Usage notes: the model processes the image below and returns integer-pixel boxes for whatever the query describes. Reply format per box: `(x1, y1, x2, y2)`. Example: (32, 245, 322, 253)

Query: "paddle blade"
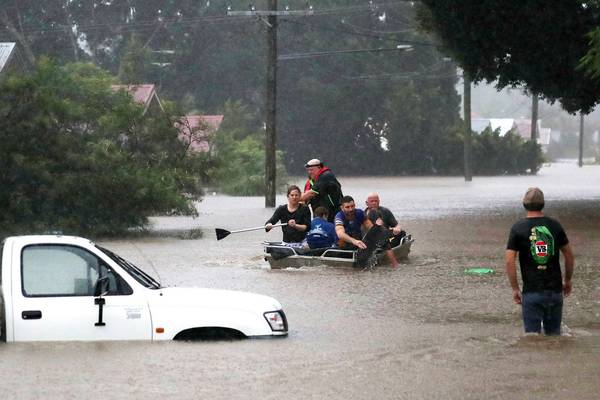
(215, 228, 231, 241)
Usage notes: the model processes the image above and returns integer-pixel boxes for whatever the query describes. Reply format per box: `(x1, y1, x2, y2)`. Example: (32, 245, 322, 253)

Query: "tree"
(211, 100, 288, 195)
(117, 34, 154, 84)
(418, 1, 600, 113)
(0, 1, 495, 176)
(0, 59, 202, 236)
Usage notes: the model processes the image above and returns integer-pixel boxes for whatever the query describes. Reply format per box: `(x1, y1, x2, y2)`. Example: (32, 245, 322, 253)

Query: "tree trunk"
(0, 11, 36, 66)
(63, 3, 79, 62)
(531, 94, 538, 141)
(463, 71, 472, 181)
(579, 113, 584, 168)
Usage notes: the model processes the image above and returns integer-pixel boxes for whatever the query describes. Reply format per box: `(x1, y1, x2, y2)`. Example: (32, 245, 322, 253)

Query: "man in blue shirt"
(334, 195, 373, 250)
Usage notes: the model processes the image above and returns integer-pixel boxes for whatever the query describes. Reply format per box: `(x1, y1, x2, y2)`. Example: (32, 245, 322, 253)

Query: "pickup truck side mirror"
(93, 276, 110, 327)
(93, 276, 109, 297)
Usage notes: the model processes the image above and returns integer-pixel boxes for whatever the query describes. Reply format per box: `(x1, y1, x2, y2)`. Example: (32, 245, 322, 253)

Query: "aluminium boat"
(263, 234, 414, 269)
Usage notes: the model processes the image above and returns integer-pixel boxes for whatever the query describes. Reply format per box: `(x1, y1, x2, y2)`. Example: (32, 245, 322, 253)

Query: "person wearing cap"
(505, 187, 575, 335)
(300, 158, 343, 222)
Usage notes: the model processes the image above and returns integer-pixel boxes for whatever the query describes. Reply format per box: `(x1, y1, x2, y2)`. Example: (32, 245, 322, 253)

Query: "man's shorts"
(521, 291, 563, 335)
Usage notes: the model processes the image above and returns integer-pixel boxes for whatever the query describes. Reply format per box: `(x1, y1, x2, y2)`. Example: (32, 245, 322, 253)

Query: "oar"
(215, 223, 287, 241)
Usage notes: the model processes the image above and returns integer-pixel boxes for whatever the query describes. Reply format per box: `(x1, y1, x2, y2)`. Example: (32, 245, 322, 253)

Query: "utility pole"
(579, 112, 584, 168)
(264, 0, 278, 207)
(531, 93, 538, 141)
(463, 71, 472, 182)
(227, 4, 313, 207)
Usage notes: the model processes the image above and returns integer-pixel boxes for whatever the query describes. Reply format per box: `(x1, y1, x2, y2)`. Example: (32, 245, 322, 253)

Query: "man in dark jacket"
(300, 158, 343, 222)
(505, 187, 575, 335)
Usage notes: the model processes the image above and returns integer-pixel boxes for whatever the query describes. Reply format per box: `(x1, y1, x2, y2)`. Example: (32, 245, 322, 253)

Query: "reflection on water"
(2, 163, 600, 399)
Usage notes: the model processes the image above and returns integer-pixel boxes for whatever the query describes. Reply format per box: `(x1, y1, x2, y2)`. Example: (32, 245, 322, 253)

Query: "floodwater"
(1, 163, 600, 399)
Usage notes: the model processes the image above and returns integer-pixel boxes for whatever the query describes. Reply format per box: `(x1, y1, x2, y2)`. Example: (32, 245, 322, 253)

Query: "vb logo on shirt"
(535, 241, 548, 257)
(529, 226, 554, 266)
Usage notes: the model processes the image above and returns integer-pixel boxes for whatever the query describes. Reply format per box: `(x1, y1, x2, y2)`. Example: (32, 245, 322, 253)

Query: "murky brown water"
(1, 163, 600, 399)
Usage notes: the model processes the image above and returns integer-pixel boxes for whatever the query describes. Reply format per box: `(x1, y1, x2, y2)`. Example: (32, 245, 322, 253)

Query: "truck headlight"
(264, 310, 288, 332)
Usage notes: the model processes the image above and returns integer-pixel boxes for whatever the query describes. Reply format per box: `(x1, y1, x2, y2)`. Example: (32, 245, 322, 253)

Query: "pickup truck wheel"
(173, 327, 246, 341)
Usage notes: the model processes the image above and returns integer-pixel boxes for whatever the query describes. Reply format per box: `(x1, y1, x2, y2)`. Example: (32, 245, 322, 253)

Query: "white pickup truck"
(0, 235, 288, 342)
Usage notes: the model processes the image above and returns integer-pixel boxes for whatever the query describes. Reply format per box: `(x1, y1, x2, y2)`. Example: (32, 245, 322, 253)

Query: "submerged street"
(1, 163, 599, 399)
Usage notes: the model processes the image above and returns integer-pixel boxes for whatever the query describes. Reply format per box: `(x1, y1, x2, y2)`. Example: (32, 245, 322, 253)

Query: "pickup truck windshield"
(97, 246, 161, 289)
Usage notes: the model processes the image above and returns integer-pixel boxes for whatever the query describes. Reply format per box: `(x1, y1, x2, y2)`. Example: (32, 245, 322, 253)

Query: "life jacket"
(304, 167, 331, 193)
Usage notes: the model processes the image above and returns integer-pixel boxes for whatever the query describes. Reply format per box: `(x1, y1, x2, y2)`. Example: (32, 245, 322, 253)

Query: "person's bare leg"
(386, 249, 399, 268)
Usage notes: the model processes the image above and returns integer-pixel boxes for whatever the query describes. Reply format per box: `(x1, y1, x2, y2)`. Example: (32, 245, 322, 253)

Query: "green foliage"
(210, 101, 288, 195)
(0, 59, 202, 236)
(471, 128, 544, 175)
(118, 34, 154, 84)
(580, 27, 600, 79)
(3, 1, 549, 177)
(418, 1, 600, 113)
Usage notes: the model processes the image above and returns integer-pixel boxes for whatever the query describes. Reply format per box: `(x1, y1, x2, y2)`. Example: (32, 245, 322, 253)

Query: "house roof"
(489, 118, 515, 136)
(471, 118, 491, 134)
(471, 118, 515, 136)
(513, 118, 543, 139)
(111, 84, 164, 113)
(0, 42, 16, 73)
(181, 115, 224, 131)
(177, 115, 224, 152)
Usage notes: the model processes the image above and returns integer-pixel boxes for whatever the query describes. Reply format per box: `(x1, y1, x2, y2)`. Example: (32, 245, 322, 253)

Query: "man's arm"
(560, 243, 575, 297)
(300, 190, 316, 203)
(505, 249, 522, 304)
(335, 225, 366, 249)
(382, 207, 402, 235)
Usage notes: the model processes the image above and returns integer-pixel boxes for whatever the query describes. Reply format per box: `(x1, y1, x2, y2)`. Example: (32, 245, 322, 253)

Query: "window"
(21, 245, 132, 297)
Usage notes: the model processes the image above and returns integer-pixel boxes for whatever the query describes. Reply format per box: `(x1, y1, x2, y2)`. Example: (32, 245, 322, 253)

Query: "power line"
(4, 1, 416, 36)
(278, 45, 412, 60)
(280, 19, 437, 47)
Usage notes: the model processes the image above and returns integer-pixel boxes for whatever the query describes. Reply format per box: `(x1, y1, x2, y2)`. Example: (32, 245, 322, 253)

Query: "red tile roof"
(177, 115, 224, 152)
(111, 84, 163, 113)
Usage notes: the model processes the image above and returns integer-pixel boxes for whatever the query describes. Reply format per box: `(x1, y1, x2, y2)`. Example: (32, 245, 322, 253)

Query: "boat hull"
(264, 234, 414, 269)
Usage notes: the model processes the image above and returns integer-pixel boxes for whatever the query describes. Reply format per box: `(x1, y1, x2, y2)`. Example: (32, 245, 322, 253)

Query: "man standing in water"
(505, 187, 575, 335)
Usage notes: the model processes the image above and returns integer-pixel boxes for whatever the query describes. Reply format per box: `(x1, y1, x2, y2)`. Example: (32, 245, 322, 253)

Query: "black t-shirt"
(309, 170, 342, 221)
(506, 216, 569, 293)
(366, 206, 398, 228)
(266, 204, 311, 243)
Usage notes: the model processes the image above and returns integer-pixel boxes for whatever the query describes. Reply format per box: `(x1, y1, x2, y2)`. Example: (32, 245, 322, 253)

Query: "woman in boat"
(265, 185, 311, 244)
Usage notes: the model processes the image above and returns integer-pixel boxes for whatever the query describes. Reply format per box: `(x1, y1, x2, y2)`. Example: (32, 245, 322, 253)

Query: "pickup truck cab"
(0, 235, 287, 342)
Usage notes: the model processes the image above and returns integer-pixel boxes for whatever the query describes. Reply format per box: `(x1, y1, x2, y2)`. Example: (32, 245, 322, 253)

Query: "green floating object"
(464, 268, 495, 275)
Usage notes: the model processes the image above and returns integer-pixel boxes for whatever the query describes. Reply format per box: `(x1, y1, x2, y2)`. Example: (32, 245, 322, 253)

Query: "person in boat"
(300, 158, 343, 222)
(265, 185, 311, 244)
(334, 195, 372, 250)
(365, 192, 406, 247)
(335, 195, 400, 267)
(305, 206, 338, 249)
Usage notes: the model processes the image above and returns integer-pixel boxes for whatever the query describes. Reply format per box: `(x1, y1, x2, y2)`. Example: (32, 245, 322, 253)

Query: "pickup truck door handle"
(22, 310, 42, 320)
